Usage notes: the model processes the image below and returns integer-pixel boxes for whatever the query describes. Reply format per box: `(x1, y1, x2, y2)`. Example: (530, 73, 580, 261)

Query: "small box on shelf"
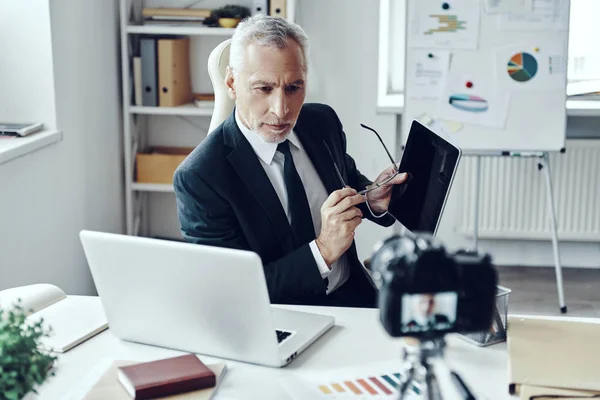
(136, 146, 194, 184)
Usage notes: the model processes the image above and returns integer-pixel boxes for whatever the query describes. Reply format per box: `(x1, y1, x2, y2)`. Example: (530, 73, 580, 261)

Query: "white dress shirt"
(235, 111, 349, 294)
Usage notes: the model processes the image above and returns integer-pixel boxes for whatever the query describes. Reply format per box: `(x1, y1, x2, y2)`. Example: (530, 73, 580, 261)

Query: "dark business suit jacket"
(173, 103, 395, 305)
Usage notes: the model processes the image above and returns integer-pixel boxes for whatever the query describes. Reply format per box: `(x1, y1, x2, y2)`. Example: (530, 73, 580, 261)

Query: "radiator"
(456, 139, 600, 241)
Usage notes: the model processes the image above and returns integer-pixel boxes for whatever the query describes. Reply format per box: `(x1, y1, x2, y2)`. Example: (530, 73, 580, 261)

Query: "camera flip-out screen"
(400, 292, 458, 334)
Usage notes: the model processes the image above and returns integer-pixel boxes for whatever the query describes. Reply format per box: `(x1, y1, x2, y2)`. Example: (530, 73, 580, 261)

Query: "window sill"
(0, 130, 63, 165)
(377, 97, 600, 117)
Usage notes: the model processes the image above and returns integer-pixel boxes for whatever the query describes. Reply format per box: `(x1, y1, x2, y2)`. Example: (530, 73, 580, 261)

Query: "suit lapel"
(223, 113, 295, 250)
(294, 118, 343, 196)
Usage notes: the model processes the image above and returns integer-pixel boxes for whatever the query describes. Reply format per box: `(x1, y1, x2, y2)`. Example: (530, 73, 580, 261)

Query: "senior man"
(174, 15, 407, 307)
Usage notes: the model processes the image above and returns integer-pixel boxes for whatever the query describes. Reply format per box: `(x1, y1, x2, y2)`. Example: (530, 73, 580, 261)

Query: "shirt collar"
(235, 109, 301, 165)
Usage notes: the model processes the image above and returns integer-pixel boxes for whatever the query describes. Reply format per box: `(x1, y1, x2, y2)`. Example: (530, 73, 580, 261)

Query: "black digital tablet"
(388, 120, 462, 235)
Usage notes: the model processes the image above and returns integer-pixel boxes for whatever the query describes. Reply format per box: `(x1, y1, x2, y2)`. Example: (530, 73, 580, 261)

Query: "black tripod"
(397, 338, 476, 400)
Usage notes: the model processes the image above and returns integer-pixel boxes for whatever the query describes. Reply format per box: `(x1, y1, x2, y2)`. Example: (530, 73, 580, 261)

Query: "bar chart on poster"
(403, 0, 571, 153)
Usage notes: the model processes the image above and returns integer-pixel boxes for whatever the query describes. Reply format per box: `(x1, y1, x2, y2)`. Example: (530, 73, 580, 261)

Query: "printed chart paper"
(494, 41, 567, 91)
(406, 50, 451, 100)
(499, 0, 570, 31)
(408, 0, 481, 49)
(281, 361, 421, 399)
(417, 113, 464, 148)
(436, 71, 510, 128)
(484, 0, 532, 14)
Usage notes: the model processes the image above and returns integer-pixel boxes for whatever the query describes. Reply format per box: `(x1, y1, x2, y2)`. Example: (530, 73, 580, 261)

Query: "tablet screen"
(387, 121, 461, 234)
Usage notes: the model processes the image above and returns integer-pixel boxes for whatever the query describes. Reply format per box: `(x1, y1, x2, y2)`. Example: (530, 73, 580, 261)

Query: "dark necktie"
(277, 140, 316, 247)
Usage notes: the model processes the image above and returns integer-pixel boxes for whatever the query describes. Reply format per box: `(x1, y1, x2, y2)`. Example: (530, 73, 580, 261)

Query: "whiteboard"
(403, 0, 570, 153)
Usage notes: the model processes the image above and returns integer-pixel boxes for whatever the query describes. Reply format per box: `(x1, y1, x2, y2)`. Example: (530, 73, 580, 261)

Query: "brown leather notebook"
(117, 354, 216, 399)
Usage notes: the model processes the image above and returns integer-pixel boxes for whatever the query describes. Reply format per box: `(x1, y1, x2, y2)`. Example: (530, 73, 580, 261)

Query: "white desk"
(36, 302, 511, 399)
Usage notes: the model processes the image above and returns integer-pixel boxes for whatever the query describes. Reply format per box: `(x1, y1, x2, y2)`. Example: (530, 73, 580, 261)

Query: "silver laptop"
(79, 230, 334, 367)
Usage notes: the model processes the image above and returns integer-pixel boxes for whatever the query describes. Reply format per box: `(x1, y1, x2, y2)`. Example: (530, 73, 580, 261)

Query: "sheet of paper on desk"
(281, 360, 421, 399)
(28, 296, 108, 353)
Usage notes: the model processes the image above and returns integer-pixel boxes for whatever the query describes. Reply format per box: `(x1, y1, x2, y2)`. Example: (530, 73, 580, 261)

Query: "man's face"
(415, 294, 435, 317)
(226, 38, 307, 143)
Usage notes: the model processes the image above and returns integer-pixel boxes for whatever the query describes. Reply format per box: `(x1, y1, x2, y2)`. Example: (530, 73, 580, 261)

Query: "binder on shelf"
(133, 57, 142, 106)
(140, 38, 158, 107)
(252, 0, 269, 15)
(158, 37, 193, 107)
(269, 0, 286, 18)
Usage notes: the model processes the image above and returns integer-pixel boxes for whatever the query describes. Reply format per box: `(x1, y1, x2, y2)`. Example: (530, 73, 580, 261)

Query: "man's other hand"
(316, 188, 365, 267)
(366, 166, 408, 214)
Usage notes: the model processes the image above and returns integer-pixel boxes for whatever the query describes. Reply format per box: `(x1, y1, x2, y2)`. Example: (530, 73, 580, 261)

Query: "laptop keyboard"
(276, 330, 292, 343)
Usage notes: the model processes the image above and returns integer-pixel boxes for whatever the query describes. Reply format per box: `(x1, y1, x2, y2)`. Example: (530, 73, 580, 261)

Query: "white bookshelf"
(119, 0, 240, 237)
(120, 0, 296, 238)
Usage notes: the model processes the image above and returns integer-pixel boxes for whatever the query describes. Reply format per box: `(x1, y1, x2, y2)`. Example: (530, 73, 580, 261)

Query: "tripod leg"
(541, 152, 567, 313)
(473, 155, 481, 253)
(398, 367, 416, 400)
(425, 365, 443, 400)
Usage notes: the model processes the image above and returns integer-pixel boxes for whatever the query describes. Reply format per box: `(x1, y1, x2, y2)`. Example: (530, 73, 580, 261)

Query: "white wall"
(0, 0, 124, 294)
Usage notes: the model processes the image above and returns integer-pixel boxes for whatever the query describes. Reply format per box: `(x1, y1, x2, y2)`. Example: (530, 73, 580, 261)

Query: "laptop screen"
(387, 120, 461, 235)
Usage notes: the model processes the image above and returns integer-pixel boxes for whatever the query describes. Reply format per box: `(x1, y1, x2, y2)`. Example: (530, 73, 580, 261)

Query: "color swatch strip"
(317, 372, 404, 396)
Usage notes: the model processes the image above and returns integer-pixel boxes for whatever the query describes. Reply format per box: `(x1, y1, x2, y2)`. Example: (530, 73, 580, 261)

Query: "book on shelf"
(194, 93, 215, 109)
(145, 15, 206, 21)
(142, 19, 208, 27)
(133, 56, 142, 106)
(0, 284, 108, 353)
(142, 7, 212, 19)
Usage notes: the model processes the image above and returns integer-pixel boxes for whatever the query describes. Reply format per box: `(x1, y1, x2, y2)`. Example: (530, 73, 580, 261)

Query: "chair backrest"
(207, 39, 235, 134)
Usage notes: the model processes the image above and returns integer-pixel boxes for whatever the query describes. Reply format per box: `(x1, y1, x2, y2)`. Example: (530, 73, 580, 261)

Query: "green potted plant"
(211, 4, 251, 28)
(0, 300, 57, 400)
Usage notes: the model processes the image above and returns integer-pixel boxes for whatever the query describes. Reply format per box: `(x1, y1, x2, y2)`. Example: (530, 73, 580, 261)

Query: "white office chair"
(207, 39, 235, 134)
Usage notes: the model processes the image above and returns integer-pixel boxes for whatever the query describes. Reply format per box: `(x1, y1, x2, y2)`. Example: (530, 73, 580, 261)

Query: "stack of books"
(567, 79, 600, 100)
(142, 8, 212, 26)
(508, 315, 600, 399)
(73, 354, 227, 399)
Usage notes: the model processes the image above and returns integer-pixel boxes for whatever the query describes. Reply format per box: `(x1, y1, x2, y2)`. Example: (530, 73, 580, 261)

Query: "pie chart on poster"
(507, 52, 538, 82)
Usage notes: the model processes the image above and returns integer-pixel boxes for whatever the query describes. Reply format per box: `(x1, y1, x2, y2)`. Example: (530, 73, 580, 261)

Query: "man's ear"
(225, 66, 236, 100)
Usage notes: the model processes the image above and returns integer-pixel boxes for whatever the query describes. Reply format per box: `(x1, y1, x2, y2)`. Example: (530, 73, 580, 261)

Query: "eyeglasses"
(324, 123, 400, 195)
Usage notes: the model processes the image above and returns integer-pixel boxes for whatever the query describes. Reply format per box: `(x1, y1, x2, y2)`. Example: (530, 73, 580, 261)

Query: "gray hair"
(229, 15, 310, 76)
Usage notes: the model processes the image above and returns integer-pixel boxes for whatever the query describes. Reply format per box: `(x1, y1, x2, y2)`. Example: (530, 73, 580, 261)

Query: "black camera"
(370, 233, 497, 340)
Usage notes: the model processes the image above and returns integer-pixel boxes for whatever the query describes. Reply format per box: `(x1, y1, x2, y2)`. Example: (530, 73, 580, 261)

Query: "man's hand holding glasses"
(325, 123, 411, 217)
(364, 163, 409, 215)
